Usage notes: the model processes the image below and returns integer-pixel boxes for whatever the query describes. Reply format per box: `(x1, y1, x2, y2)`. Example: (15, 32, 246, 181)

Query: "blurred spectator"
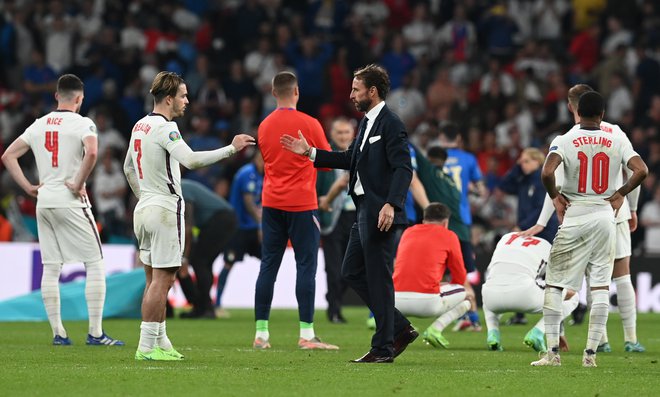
(607, 72, 634, 123)
(569, 24, 601, 77)
(532, 0, 569, 44)
(640, 183, 660, 255)
(434, 5, 477, 63)
(402, 3, 434, 60)
(380, 34, 416, 91)
(93, 149, 128, 240)
(285, 36, 333, 116)
(387, 71, 425, 129)
(480, 58, 516, 98)
(93, 110, 127, 156)
(479, 3, 520, 60)
(479, 188, 517, 238)
(23, 50, 57, 110)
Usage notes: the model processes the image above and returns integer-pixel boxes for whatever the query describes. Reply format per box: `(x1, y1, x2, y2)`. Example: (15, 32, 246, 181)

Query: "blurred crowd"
(1, 0, 660, 254)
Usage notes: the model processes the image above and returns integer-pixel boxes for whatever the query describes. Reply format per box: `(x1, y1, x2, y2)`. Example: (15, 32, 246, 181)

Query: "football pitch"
(1, 308, 659, 396)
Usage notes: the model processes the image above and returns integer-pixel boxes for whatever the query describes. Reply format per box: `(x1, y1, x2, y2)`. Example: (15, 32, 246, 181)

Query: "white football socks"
(543, 287, 563, 352)
(484, 308, 501, 332)
(138, 321, 159, 353)
(433, 300, 471, 331)
(157, 321, 173, 350)
(587, 289, 610, 352)
(84, 259, 106, 337)
(41, 263, 66, 338)
(614, 275, 638, 343)
(534, 291, 580, 333)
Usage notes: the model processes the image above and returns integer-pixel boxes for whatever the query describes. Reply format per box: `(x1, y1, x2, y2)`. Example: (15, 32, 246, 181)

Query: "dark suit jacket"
(314, 104, 412, 225)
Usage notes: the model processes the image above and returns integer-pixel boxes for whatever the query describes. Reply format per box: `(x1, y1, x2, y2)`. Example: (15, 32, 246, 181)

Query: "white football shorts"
(395, 284, 466, 318)
(134, 205, 184, 268)
(546, 212, 615, 291)
(36, 207, 103, 264)
(482, 275, 544, 314)
(615, 220, 632, 259)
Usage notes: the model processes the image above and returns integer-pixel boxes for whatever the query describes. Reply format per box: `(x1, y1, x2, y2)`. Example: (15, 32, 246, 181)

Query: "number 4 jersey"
(18, 110, 97, 209)
(548, 123, 639, 213)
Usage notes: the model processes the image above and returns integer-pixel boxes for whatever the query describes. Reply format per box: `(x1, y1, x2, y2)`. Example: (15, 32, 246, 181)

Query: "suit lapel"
(356, 106, 387, 164)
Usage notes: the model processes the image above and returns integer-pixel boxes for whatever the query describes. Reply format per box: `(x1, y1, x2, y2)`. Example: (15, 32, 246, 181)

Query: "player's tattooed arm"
(123, 148, 140, 198)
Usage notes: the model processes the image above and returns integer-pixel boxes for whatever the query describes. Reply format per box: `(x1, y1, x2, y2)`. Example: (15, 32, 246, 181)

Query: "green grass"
(1, 309, 659, 396)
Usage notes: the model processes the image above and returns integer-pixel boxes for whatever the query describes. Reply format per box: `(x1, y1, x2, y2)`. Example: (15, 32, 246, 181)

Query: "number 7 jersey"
(548, 124, 639, 209)
(18, 110, 97, 208)
(127, 113, 186, 213)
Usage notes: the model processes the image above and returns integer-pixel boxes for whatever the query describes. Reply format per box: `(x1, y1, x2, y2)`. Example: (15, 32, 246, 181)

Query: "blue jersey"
(443, 148, 482, 225)
(404, 144, 418, 223)
(229, 163, 263, 230)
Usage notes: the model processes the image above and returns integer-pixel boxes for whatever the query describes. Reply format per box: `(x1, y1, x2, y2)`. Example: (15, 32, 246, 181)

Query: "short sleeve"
(548, 136, 564, 160)
(17, 120, 39, 146)
(80, 117, 98, 139)
(309, 118, 331, 151)
(469, 155, 483, 182)
(156, 121, 186, 153)
(618, 135, 639, 166)
(409, 144, 418, 171)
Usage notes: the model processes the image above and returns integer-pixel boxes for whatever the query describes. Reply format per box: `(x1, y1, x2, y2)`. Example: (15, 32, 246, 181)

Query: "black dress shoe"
(330, 314, 347, 324)
(392, 324, 419, 358)
(350, 351, 394, 363)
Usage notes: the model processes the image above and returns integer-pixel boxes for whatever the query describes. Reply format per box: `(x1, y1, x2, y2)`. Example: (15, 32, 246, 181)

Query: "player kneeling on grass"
(393, 203, 475, 349)
(482, 232, 578, 353)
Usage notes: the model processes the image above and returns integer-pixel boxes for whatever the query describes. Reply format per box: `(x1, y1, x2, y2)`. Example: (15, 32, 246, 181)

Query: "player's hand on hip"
(319, 195, 331, 211)
(552, 194, 570, 224)
(629, 211, 638, 232)
(280, 130, 310, 156)
(604, 191, 624, 217)
(519, 224, 544, 237)
(65, 181, 87, 202)
(25, 183, 42, 198)
(231, 134, 256, 151)
(377, 203, 395, 232)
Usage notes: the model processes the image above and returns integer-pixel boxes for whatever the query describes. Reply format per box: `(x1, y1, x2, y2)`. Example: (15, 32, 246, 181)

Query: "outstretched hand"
(519, 224, 545, 238)
(231, 134, 256, 151)
(280, 130, 310, 155)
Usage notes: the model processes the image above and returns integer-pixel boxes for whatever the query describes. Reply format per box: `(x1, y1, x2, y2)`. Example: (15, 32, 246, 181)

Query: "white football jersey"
(18, 110, 97, 208)
(486, 232, 551, 281)
(127, 113, 186, 213)
(549, 123, 638, 211)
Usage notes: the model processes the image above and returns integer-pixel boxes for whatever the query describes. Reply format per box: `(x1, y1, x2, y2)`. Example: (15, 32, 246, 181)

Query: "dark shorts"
(223, 229, 261, 264)
(460, 239, 476, 273)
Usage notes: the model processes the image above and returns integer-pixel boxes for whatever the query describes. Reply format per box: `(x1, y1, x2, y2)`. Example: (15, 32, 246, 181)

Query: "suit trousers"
(321, 210, 355, 317)
(342, 198, 410, 355)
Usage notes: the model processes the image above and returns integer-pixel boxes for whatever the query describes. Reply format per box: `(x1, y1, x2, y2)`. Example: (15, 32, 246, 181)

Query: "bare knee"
(612, 256, 630, 279)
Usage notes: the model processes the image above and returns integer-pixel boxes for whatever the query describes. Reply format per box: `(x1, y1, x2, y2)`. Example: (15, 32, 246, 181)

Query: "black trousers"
(342, 201, 410, 356)
(321, 210, 355, 317)
(190, 209, 238, 312)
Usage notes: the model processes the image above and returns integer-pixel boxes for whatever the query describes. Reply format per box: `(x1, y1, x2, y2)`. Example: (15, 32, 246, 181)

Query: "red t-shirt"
(393, 223, 466, 294)
(258, 108, 331, 211)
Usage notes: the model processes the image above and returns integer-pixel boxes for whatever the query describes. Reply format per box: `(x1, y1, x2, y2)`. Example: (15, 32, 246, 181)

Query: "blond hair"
(522, 148, 545, 165)
(150, 71, 185, 103)
(567, 84, 593, 110)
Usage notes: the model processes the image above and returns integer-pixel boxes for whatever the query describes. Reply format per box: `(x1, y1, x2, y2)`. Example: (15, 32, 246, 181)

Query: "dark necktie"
(357, 116, 369, 154)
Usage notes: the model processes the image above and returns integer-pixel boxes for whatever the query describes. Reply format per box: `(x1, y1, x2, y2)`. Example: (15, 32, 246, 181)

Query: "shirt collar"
(365, 100, 386, 121)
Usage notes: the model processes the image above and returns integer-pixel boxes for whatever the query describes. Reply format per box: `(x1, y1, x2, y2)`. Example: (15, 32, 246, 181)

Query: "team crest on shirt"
(549, 146, 558, 151)
(169, 131, 181, 141)
(89, 125, 96, 133)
